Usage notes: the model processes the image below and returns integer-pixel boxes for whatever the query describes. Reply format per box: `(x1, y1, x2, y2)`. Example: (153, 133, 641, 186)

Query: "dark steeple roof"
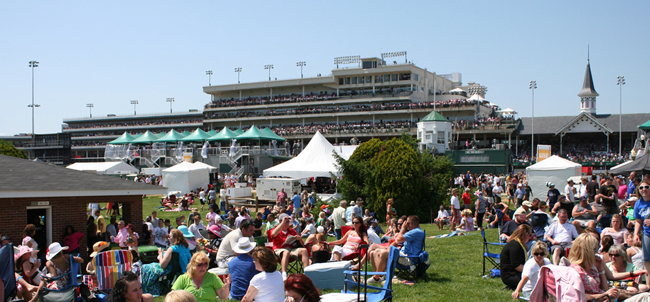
(577, 60, 599, 98)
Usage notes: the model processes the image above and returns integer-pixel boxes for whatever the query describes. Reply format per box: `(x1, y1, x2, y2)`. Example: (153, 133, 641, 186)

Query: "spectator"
(269, 214, 309, 280)
(332, 201, 347, 240)
(216, 219, 254, 268)
(545, 209, 579, 265)
(512, 241, 551, 300)
(107, 271, 154, 302)
(500, 225, 532, 290)
(172, 252, 230, 302)
(434, 206, 450, 230)
(367, 215, 424, 283)
(571, 197, 598, 232)
(164, 290, 197, 302)
(228, 238, 259, 301)
(284, 274, 321, 302)
(62, 225, 84, 255)
(241, 247, 284, 302)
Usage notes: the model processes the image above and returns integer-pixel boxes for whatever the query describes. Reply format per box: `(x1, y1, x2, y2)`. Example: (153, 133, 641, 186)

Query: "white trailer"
(256, 178, 301, 201)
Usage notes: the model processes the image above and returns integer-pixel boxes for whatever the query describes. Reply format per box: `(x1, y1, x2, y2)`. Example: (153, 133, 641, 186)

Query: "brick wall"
(0, 195, 142, 260)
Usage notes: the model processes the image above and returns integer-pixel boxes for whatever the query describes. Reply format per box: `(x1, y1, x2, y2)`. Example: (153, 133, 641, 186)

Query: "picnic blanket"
(427, 231, 478, 239)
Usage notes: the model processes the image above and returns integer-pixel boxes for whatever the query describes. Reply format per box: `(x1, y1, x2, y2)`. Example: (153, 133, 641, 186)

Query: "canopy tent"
(156, 129, 187, 143)
(67, 161, 138, 175)
(260, 127, 287, 142)
(263, 131, 346, 179)
(336, 145, 358, 160)
(449, 88, 465, 93)
(206, 129, 218, 136)
(610, 153, 650, 176)
(233, 129, 244, 135)
(180, 128, 212, 142)
(161, 161, 209, 194)
(207, 127, 239, 142)
(497, 108, 517, 115)
(108, 132, 136, 145)
(639, 119, 650, 130)
(526, 155, 582, 200)
(235, 126, 276, 142)
(181, 130, 191, 136)
(192, 161, 217, 173)
(468, 94, 485, 101)
(129, 130, 160, 145)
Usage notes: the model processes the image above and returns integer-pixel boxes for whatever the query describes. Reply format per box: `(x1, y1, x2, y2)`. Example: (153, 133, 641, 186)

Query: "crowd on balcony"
(205, 92, 338, 108)
(71, 140, 108, 147)
(64, 119, 202, 130)
(270, 120, 415, 136)
(451, 117, 518, 130)
(512, 143, 633, 164)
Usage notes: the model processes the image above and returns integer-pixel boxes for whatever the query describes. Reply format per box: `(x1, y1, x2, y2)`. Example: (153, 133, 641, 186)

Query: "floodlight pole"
(206, 70, 213, 86)
(86, 103, 94, 118)
(529, 80, 537, 161)
(166, 98, 175, 113)
(28, 60, 40, 151)
(130, 100, 138, 115)
(617, 76, 625, 155)
(296, 61, 306, 78)
(235, 67, 242, 83)
(264, 65, 273, 81)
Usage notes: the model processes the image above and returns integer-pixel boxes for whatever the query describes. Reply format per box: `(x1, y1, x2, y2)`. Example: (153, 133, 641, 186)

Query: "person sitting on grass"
(228, 238, 259, 301)
(500, 208, 531, 242)
(605, 244, 648, 293)
(367, 215, 424, 283)
(241, 246, 285, 302)
(545, 208, 580, 265)
(284, 274, 321, 302)
(457, 209, 475, 232)
(500, 224, 531, 290)
(107, 271, 154, 302)
(571, 197, 598, 233)
(29, 242, 84, 302)
(512, 241, 551, 300)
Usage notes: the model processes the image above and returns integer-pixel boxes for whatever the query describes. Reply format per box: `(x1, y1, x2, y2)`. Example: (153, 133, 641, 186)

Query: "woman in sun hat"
(14, 245, 40, 299)
(177, 225, 197, 251)
(30, 242, 83, 301)
(85, 241, 110, 290)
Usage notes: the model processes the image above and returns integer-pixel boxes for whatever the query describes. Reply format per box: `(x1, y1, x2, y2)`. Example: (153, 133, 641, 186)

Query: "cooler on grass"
(304, 261, 351, 290)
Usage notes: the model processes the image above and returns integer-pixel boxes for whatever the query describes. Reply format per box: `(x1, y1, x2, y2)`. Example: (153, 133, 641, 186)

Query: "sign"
(31, 201, 49, 206)
(183, 152, 192, 163)
(537, 145, 551, 162)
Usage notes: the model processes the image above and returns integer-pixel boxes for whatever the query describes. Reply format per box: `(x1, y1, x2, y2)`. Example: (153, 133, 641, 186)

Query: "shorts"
(274, 247, 304, 259)
(574, 219, 595, 228)
(217, 255, 236, 268)
(200, 198, 206, 205)
(550, 242, 572, 257)
(331, 246, 355, 260)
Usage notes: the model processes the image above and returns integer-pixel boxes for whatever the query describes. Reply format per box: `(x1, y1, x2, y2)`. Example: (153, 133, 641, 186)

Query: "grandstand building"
(202, 55, 518, 150)
(61, 110, 203, 161)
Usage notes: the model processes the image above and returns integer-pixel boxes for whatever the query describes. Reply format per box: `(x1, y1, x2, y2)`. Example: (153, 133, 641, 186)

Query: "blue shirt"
(633, 197, 650, 237)
(628, 181, 636, 198)
(401, 227, 425, 257)
(228, 254, 259, 300)
(515, 188, 526, 199)
(292, 195, 301, 209)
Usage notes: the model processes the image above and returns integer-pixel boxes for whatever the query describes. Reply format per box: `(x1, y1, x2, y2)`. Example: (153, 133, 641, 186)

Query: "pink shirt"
(63, 232, 84, 251)
(618, 184, 628, 199)
(113, 228, 129, 247)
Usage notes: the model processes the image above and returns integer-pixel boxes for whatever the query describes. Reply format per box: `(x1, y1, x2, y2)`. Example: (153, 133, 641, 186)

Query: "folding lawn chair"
(395, 231, 430, 282)
(0, 244, 17, 301)
(482, 229, 506, 276)
(38, 255, 81, 302)
(94, 249, 133, 291)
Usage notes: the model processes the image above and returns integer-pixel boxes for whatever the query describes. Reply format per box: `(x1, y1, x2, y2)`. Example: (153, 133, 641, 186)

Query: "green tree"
(0, 140, 27, 159)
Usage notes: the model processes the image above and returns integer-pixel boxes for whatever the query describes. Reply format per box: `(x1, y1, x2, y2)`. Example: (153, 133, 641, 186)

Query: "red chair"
(267, 228, 303, 274)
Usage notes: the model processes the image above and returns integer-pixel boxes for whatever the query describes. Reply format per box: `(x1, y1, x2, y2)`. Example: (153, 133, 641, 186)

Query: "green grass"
(140, 195, 513, 302)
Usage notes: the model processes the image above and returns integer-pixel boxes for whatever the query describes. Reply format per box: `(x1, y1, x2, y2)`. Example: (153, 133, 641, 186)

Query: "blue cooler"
(304, 261, 351, 290)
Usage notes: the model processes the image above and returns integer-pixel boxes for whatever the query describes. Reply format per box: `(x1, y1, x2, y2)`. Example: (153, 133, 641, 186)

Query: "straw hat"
(232, 237, 256, 254)
(46, 242, 68, 261)
(89, 241, 110, 258)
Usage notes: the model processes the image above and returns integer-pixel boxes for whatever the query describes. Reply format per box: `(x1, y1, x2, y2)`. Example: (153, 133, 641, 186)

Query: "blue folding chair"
(395, 231, 430, 282)
(482, 229, 506, 276)
(0, 244, 17, 301)
(39, 255, 81, 302)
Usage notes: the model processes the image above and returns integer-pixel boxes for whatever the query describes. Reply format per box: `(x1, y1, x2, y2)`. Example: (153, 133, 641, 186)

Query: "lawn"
(140, 195, 513, 302)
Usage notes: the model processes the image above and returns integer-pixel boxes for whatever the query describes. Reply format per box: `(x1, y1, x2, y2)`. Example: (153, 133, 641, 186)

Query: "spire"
(578, 59, 598, 98)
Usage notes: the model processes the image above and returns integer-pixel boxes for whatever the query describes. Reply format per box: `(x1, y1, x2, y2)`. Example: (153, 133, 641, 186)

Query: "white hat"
(317, 226, 325, 233)
(46, 242, 68, 260)
(232, 237, 256, 254)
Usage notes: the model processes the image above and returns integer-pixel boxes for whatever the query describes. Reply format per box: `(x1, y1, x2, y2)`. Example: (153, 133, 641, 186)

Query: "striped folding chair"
(94, 249, 134, 291)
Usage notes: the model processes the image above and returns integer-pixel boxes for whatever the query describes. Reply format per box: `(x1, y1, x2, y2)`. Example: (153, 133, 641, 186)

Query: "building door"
(26, 206, 52, 260)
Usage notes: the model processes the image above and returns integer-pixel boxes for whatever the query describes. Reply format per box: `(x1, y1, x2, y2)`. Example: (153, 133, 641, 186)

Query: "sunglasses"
(639, 185, 650, 190)
(198, 262, 209, 267)
(352, 221, 362, 224)
(609, 254, 621, 258)
(533, 252, 545, 257)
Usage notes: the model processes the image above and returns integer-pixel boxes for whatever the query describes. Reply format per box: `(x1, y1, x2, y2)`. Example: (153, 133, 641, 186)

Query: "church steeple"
(578, 50, 598, 114)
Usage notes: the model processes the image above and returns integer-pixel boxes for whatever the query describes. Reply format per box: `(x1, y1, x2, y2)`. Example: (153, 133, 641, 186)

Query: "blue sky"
(1, 1, 648, 136)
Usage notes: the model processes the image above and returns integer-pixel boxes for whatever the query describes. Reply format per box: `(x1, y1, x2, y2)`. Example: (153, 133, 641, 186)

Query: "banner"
(537, 145, 551, 162)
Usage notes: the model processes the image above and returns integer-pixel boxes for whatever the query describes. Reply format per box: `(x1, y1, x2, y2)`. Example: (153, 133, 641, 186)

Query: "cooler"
(304, 261, 351, 290)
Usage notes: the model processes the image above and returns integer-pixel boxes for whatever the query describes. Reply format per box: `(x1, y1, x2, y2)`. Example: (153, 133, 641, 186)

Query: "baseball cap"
(514, 207, 527, 216)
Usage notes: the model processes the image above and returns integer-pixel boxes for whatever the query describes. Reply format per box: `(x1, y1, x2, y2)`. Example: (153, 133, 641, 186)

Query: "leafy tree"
(0, 140, 27, 159)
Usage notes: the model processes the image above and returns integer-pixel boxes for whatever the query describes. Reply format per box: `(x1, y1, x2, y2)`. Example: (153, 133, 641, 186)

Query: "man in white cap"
(216, 220, 255, 268)
(516, 200, 534, 221)
(228, 237, 259, 300)
(500, 207, 532, 242)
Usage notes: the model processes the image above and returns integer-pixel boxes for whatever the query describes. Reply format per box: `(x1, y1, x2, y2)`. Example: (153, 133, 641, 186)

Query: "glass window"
(367, 76, 372, 83)
(352, 77, 357, 84)
(359, 76, 365, 84)
(414, 74, 419, 81)
(384, 74, 390, 82)
(399, 73, 411, 81)
(345, 77, 351, 84)
(392, 74, 398, 81)
(437, 131, 445, 144)
(339, 78, 344, 85)
(375, 75, 383, 83)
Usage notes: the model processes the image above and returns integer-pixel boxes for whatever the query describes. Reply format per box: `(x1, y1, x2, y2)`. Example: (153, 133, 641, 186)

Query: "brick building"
(0, 154, 166, 259)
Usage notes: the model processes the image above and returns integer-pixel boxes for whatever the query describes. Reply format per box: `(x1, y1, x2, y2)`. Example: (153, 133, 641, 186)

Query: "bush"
(0, 140, 27, 159)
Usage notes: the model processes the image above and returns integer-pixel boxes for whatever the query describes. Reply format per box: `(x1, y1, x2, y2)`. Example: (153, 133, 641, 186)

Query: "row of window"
(338, 73, 417, 85)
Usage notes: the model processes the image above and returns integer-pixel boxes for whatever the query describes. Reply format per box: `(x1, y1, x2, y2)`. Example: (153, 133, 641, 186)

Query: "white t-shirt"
(304, 223, 315, 235)
(367, 228, 381, 245)
(450, 196, 460, 210)
(579, 184, 588, 199)
(249, 271, 285, 302)
(153, 227, 168, 246)
(437, 210, 450, 219)
(216, 229, 253, 262)
(545, 221, 579, 243)
(564, 184, 575, 201)
(493, 185, 504, 195)
(522, 258, 551, 292)
(188, 223, 205, 239)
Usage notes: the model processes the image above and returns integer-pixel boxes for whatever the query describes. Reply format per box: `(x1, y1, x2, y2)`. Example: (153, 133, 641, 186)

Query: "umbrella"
(130, 130, 161, 145)
(156, 129, 187, 143)
(108, 132, 136, 145)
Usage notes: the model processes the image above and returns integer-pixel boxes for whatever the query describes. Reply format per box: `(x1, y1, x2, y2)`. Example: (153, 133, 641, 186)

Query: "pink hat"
(14, 245, 38, 262)
(208, 225, 222, 237)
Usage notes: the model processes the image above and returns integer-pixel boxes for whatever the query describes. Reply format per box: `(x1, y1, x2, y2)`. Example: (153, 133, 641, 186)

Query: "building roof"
(518, 113, 649, 135)
(578, 61, 599, 98)
(0, 154, 166, 198)
(421, 110, 448, 122)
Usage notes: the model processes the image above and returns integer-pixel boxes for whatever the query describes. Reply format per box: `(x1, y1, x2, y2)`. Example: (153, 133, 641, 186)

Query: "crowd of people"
(451, 117, 516, 130)
(512, 147, 632, 164)
(442, 170, 650, 300)
(65, 119, 202, 130)
(205, 92, 338, 109)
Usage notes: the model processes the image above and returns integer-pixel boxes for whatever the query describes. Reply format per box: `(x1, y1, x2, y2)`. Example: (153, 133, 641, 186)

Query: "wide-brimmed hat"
(89, 241, 110, 257)
(232, 237, 256, 254)
(46, 242, 68, 260)
(177, 225, 194, 238)
(14, 245, 38, 262)
(208, 225, 222, 237)
(522, 201, 532, 207)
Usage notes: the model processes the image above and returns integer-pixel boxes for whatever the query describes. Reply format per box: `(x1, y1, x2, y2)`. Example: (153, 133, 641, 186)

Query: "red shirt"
(270, 227, 298, 250)
(461, 192, 471, 205)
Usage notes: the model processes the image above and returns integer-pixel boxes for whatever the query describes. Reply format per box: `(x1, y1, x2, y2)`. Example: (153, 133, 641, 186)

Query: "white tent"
(526, 155, 582, 200)
(264, 131, 351, 179)
(468, 94, 485, 101)
(449, 88, 465, 93)
(67, 161, 138, 175)
(162, 161, 209, 194)
(336, 145, 358, 160)
(192, 161, 217, 173)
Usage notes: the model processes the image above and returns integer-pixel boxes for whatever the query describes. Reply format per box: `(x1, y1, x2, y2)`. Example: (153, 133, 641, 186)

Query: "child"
(458, 209, 475, 232)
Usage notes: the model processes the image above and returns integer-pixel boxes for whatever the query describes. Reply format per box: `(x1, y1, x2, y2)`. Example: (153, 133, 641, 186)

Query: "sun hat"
(208, 225, 222, 237)
(317, 226, 325, 233)
(232, 237, 256, 254)
(89, 241, 110, 257)
(14, 245, 38, 262)
(177, 225, 194, 238)
(522, 201, 533, 207)
(46, 242, 68, 260)
(514, 208, 527, 217)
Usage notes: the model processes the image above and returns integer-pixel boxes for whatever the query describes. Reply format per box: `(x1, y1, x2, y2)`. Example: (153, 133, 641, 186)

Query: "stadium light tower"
(529, 80, 537, 160)
(28, 60, 40, 149)
(206, 70, 213, 86)
(86, 103, 94, 118)
(296, 61, 306, 78)
(130, 100, 138, 115)
(264, 64, 273, 81)
(235, 67, 242, 83)
(166, 98, 175, 113)
(617, 76, 625, 155)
